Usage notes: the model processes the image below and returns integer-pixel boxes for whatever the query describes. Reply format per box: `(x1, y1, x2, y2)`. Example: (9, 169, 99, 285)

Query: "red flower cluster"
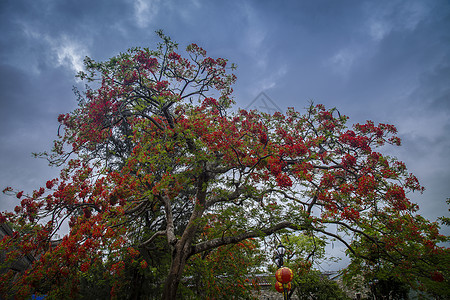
(357, 175, 377, 195)
(431, 271, 444, 282)
(341, 154, 356, 169)
(320, 172, 335, 188)
(123, 70, 138, 85)
(110, 261, 125, 276)
(80, 261, 90, 273)
(341, 207, 360, 220)
(386, 185, 409, 210)
(134, 50, 158, 71)
(276, 173, 293, 188)
(167, 52, 181, 60)
(339, 130, 371, 152)
(186, 43, 207, 56)
(140, 260, 148, 269)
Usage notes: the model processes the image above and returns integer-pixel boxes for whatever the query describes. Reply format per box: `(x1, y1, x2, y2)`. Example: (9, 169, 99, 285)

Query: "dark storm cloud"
(0, 62, 76, 212)
(1, 0, 132, 35)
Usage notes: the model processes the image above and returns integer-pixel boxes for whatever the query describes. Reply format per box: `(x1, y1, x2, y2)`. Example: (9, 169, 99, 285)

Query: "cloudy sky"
(1, 0, 449, 269)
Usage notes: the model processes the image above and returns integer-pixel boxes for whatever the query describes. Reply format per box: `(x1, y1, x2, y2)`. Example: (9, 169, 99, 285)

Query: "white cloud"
(398, 110, 448, 144)
(51, 36, 88, 74)
(134, 0, 161, 28)
(327, 47, 361, 78)
(238, 2, 290, 94)
(365, 0, 430, 42)
(369, 20, 391, 42)
(325, 1, 432, 79)
(20, 22, 89, 74)
(255, 64, 288, 93)
(399, 1, 429, 31)
(392, 107, 450, 181)
(240, 3, 268, 68)
(190, 0, 201, 9)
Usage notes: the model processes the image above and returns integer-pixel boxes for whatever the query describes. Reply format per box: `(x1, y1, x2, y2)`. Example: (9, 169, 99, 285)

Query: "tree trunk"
(160, 175, 208, 299)
(161, 242, 191, 300)
(161, 272, 181, 300)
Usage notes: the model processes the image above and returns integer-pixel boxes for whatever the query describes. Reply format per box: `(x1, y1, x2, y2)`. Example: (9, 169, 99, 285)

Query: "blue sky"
(1, 0, 449, 270)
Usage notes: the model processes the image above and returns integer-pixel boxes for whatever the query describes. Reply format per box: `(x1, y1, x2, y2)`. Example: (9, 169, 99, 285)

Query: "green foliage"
(294, 270, 350, 300)
(343, 216, 450, 300)
(367, 277, 410, 300)
(438, 198, 450, 226)
(282, 233, 326, 264)
(183, 240, 263, 299)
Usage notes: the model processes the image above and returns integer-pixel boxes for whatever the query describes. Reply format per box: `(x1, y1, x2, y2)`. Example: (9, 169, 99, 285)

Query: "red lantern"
(275, 267, 294, 284)
(275, 281, 291, 293)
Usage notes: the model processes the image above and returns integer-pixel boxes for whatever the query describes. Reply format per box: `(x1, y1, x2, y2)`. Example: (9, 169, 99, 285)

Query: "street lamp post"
(274, 243, 291, 300)
(369, 278, 379, 300)
(274, 243, 286, 268)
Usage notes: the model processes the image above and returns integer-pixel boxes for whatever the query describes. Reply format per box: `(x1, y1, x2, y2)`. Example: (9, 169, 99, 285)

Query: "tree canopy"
(1, 32, 448, 299)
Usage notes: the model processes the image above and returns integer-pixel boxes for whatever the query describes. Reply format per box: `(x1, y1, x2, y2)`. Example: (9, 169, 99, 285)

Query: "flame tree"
(1, 32, 448, 299)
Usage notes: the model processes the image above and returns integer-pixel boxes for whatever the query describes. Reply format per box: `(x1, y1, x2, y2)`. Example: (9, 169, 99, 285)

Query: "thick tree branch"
(311, 227, 363, 259)
(160, 192, 177, 246)
(191, 221, 306, 256)
(124, 201, 148, 215)
(140, 230, 166, 247)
